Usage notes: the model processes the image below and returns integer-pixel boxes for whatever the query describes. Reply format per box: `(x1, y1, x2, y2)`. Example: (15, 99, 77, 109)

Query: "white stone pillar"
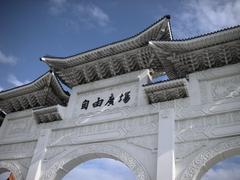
(157, 108, 175, 180)
(137, 69, 151, 106)
(188, 73, 201, 105)
(26, 129, 51, 180)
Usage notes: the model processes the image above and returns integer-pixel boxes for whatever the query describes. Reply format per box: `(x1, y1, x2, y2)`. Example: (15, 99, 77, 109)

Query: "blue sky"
(63, 158, 136, 180)
(0, 0, 240, 179)
(1, 0, 240, 90)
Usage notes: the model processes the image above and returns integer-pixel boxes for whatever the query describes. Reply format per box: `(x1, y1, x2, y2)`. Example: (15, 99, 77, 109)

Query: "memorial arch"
(0, 15, 240, 180)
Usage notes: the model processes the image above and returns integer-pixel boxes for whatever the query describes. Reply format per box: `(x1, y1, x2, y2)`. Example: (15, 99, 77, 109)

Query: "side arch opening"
(0, 168, 15, 180)
(180, 138, 240, 180)
(201, 155, 240, 180)
(0, 161, 23, 180)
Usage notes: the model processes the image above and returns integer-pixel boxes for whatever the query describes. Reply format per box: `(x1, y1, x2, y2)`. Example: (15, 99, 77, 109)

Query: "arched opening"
(62, 158, 136, 180)
(0, 168, 15, 180)
(201, 155, 240, 180)
(180, 138, 240, 180)
(0, 162, 23, 180)
(44, 144, 150, 180)
(53, 153, 141, 180)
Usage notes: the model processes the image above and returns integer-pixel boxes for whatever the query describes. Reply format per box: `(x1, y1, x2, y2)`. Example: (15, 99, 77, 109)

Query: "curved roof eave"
(40, 15, 171, 65)
(0, 71, 69, 100)
(149, 25, 240, 52)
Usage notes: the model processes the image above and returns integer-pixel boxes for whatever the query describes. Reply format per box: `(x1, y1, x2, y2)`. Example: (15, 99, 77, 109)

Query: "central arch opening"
(62, 158, 136, 180)
(48, 145, 149, 180)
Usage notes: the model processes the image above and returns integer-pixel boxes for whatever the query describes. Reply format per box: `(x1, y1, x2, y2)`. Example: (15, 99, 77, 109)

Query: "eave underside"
(52, 39, 240, 87)
(150, 26, 240, 79)
(55, 46, 165, 87)
(152, 40, 240, 78)
(33, 105, 63, 123)
(0, 87, 67, 114)
(144, 78, 189, 103)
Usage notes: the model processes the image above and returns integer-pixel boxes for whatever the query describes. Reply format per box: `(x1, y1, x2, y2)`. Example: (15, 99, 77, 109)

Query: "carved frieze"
(210, 75, 240, 101)
(175, 111, 240, 143)
(175, 141, 206, 160)
(2, 116, 37, 141)
(127, 135, 158, 152)
(49, 114, 159, 147)
(199, 74, 240, 104)
(0, 141, 36, 160)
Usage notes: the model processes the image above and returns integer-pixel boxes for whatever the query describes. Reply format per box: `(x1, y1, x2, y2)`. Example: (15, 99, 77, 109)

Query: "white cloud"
(50, 0, 66, 5)
(87, 5, 110, 27)
(173, 0, 240, 38)
(7, 74, 30, 87)
(75, 4, 110, 27)
(63, 158, 136, 180)
(64, 167, 127, 180)
(0, 50, 17, 65)
(49, 0, 67, 15)
(202, 166, 240, 180)
(0, 86, 3, 92)
(49, 0, 110, 28)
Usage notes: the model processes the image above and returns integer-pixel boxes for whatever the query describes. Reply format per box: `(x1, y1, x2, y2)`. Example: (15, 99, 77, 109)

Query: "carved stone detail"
(127, 135, 158, 152)
(175, 141, 206, 160)
(144, 78, 189, 103)
(210, 75, 240, 101)
(49, 115, 158, 147)
(173, 41, 240, 78)
(0, 141, 36, 160)
(5, 118, 31, 137)
(175, 111, 240, 143)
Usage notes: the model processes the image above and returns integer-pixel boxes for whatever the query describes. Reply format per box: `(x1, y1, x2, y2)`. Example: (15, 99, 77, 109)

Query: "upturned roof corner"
(0, 71, 70, 114)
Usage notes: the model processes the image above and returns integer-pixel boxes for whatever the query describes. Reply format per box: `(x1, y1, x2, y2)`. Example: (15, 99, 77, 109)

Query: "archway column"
(157, 108, 175, 180)
(26, 129, 51, 180)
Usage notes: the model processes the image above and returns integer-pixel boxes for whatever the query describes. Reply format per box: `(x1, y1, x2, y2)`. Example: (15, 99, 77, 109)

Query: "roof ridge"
(171, 25, 240, 42)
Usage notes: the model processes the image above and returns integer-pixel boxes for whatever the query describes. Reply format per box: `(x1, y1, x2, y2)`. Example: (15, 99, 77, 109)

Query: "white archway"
(180, 137, 240, 180)
(43, 144, 150, 180)
(0, 161, 23, 180)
